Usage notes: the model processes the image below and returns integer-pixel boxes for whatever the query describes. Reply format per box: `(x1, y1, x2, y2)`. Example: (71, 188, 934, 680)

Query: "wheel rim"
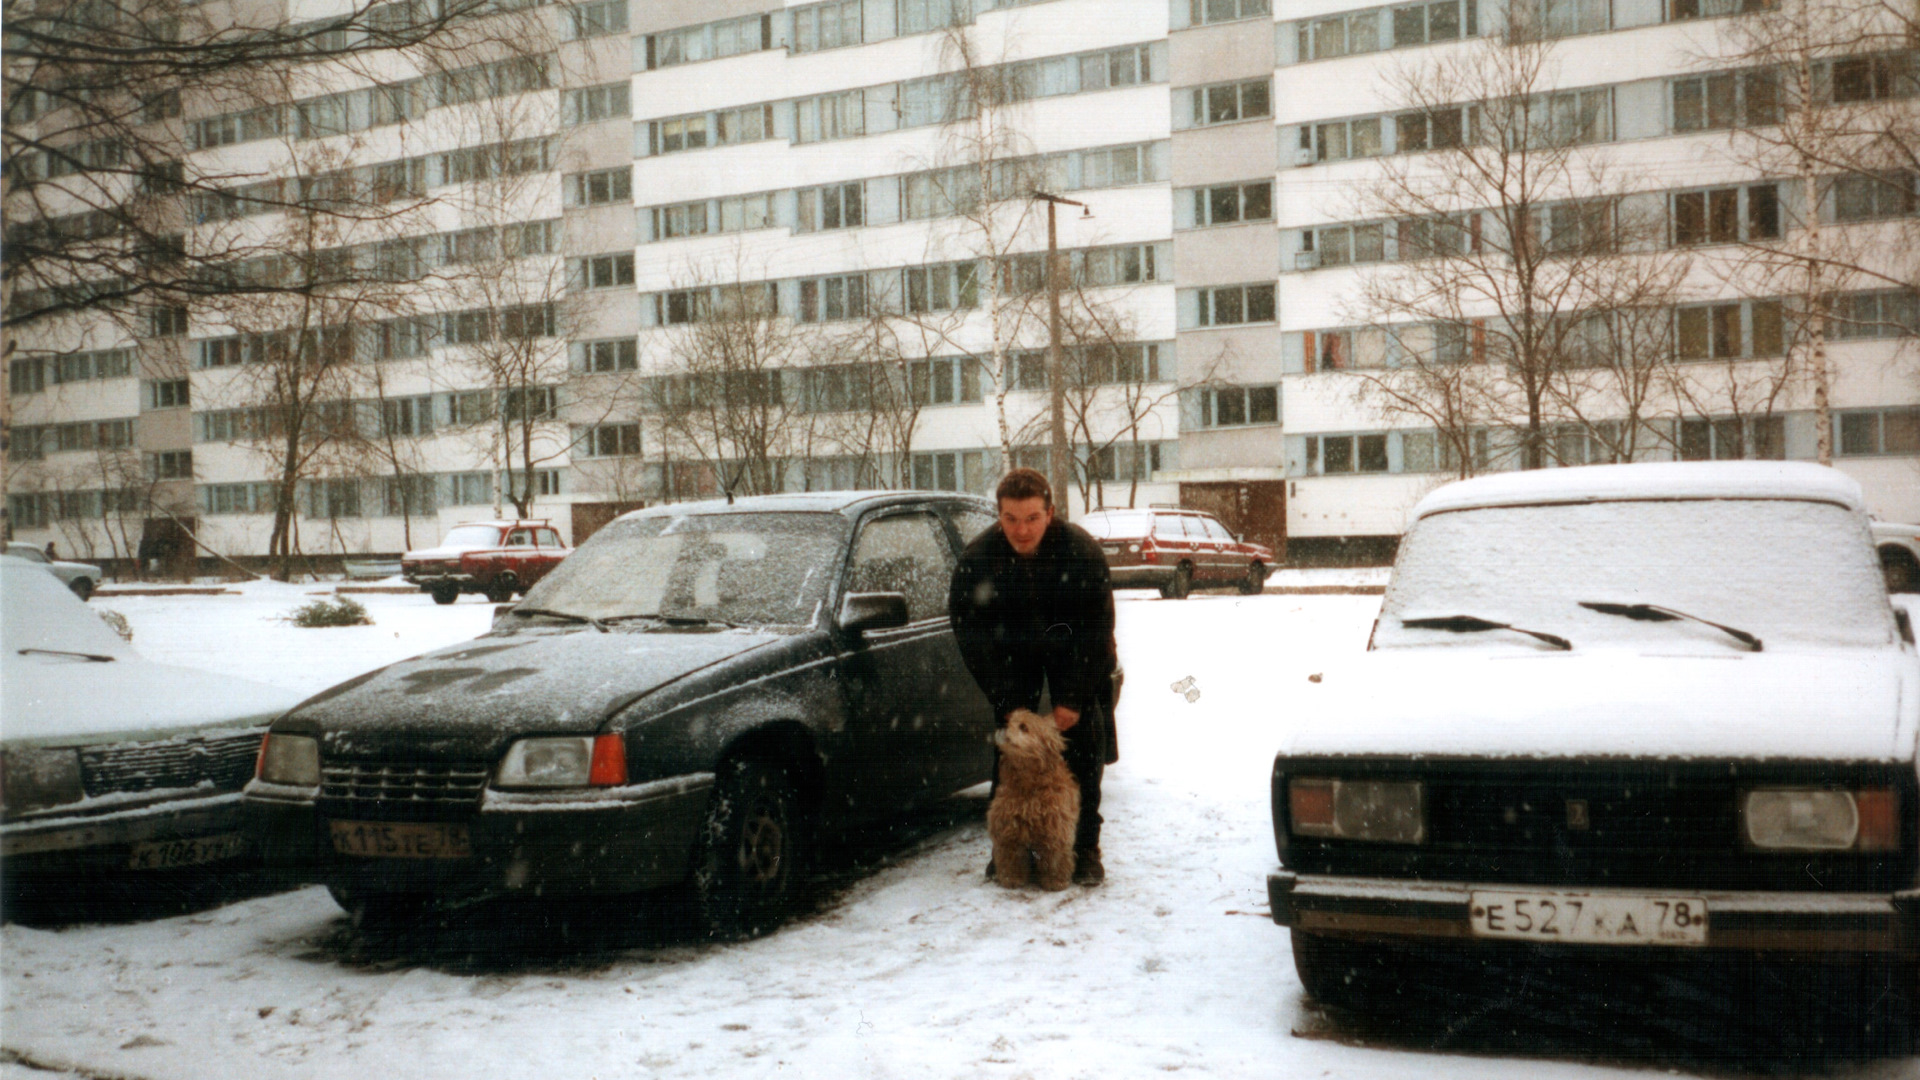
(738, 806, 784, 884)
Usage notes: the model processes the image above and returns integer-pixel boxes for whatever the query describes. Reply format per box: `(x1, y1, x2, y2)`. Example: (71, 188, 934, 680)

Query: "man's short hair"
(996, 468, 1051, 507)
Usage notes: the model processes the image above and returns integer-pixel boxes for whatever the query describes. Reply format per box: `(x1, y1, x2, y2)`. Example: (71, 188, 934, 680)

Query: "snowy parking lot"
(2, 575, 1911, 1079)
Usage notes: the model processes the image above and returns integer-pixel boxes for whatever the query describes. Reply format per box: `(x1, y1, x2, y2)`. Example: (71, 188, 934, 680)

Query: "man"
(949, 468, 1117, 886)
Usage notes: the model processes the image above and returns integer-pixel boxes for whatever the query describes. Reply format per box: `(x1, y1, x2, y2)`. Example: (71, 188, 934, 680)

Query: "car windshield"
(441, 525, 502, 547)
(1080, 511, 1153, 539)
(1376, 498, 1895, 651)
(513, 511, 848, 626)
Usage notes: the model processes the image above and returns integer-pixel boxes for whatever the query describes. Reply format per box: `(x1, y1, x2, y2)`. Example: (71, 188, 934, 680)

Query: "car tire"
(429, 584, 460, 605)
(694, 758, 803, 940)
(68, 577, 94, 602)
(485, 575, 518, 605)
(1238, 562, 1267, 596)
(1160, 562, 1193, 600)
(328, 885, 432, 934)
(1289, 930, 1429, 1014)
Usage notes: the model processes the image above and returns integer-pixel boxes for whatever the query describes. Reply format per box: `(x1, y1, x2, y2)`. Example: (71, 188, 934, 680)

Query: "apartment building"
(5, 0, 1914, 568)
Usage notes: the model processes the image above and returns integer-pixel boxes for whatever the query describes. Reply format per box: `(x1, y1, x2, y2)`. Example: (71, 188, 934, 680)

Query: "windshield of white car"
(511, 512, 848, 626)
(440, 525, 502, 547)
(1377, 499, 1894, 650)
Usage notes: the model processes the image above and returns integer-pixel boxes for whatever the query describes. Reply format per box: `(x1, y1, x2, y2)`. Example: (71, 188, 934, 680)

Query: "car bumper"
(1267, 871, 1920, 955)
(2, 790, 252, 874)
(244, 773, 714, 900)
(403, 572, 474, 588)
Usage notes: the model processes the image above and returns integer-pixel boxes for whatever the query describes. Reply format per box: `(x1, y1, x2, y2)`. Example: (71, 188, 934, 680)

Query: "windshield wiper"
(17, 647, 116, 662)
(1578, 601, 1763, 652)
(1401, 615, 1572, 651)
(510, 607, 609, 633)
(647, 613, 744, 630)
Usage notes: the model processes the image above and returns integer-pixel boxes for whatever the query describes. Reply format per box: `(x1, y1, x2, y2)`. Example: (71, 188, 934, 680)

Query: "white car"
(1266, 462, 1917, 1039)
(1, 556, 300, 891)
(5, 542, 102, 601)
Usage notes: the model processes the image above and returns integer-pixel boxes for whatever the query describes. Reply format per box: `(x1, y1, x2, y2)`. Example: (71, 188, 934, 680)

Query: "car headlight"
(1288, 777, 1426, 844)
(1743, 787, 1897, 852)
(1, 747, 85, 812)
(495, 735, 626, 789)
(257, 734, 321, 786)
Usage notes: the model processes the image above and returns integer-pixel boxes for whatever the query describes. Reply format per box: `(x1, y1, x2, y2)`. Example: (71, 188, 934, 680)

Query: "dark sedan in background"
(247, 492, 999, 937)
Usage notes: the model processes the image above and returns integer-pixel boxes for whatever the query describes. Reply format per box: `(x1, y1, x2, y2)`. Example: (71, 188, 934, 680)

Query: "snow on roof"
(1413, 461, 1866, 520)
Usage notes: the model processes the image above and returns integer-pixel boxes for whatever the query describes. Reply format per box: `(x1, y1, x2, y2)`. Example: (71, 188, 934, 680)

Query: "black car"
(245, 492, 999, 936)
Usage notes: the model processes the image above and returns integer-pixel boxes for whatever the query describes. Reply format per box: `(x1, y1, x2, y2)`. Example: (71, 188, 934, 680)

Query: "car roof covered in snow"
(615, 490, 990, 522)
(1412, 461, 1867, 520)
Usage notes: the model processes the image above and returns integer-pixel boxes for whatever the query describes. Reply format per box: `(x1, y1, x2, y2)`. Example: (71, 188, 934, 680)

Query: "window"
(1190, 284, 1277, 326)
(9, 358, 46, 395)
(1539, 199, 1614, 254)
(911, 450, 994, 494)
(1679, 415, 1785, 460)
(1676, 299, 1785, 359)
(1186, 181, 1273, 227)
(199, 482, 277, 515)
(799, 274, 868, 322)
(575, 338, 638, 372)
(796, 90, 865, 143)
(441, 139, 549, 183)
(718, 193, 776, 232)
(1830, 172, 1916, 223)
(1302, 222, 1388, 267)
(1394, 106, 1470, 151)
(1195, 385, 1280, 427)
(193, 107, 280, 149)
(569, 167, 632, 207)
(1392, 0, 1471, 45)
(1511, 0, 1609, 39)
(146, 379, 189, 409)
(1668, 0, 1767, 19)
(1186, 79, 1270, 127)
(1395, 213, 1476, 260)
(568, 0, 626, 38)
(1674, 183, 1781, 244)
(908, 357, 983, 405)
(1838, 407, 1920, 456)
(803, 364, 881, 413)
(1302, 328, 1390, 371)
(1300, 9, 1383, 59)
(375, 318, 434, 360)
(381, 396, 434, 436)
(799, 182, 865, 232)
(1832, 289, 1919, 340)
(1076, 243, 1167, 287)
(1299, 116, 1385, 164)
(899, 0, 966, 34)
(1672, 69, 1781, 131)
(576, 253, 635, 290)
(658, 289, 710, 325)
(848, 512, 955, 621)
(717, 104, 774, 145)
(1085, 440, 1171, 483)
(503, 387, 558, 422)
(1312, 433, 1392, 474)
(1827, 53, 1916, 103)
(1192, 0, 1271, 25)
(566, 83, 630, 125)
(904, 167, 982, 219)
(793, 0, 863, 52)
(904, 262, 980, 313)
(577, 422, 641, 457)
(655, 115, 709, 154)
(654, 200, 711, 239)
(149, 307, 188, 337)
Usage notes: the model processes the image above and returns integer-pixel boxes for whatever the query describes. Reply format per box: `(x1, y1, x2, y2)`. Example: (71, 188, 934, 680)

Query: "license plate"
(128, 832, 248, 871)
(1469, 889, 1708, 946)
(329, 820, 471, 860)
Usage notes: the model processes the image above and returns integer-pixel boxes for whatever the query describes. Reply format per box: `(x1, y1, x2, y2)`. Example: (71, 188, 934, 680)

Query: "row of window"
(8, 419, 135, 461)
(1286, 416, 1797, 478)
(8, 348, 135, 395)
(645, 244, 1174, 327)
(645, 142, 1167, 242)
(640, 40, 1166, 155)
(193, 387, 561, 445)
(640, 0, 1065, 69)
(194, 469, 565, 520)
(192, 141, 554, 225)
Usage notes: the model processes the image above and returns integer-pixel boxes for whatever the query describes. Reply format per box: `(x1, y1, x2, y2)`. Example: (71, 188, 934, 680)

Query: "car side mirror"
(839, 592, 909, 636)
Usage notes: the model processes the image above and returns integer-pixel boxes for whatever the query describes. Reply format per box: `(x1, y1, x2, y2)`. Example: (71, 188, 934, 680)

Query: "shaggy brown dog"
(987, 708, 1081, 891)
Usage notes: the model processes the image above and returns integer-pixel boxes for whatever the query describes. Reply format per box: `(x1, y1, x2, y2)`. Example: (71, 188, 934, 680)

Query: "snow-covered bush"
(288, 596, 372, 628)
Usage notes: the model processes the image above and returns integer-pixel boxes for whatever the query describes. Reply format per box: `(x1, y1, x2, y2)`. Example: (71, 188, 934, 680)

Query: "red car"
(401, 520, 572, 604)
(1079, 508, 1273, 599)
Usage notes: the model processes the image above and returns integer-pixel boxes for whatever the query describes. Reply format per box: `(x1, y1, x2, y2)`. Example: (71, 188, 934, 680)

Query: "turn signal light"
(1289, 778, 1336, 831)
(588, 733, 627, 787)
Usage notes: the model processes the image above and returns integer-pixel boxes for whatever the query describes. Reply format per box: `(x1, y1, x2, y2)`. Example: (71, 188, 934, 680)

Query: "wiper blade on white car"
(17, 647, 116, 662)
(1400, 615, 1573, 651)
(1578, 601, 1763, 652)
(510, 607, 609, 633)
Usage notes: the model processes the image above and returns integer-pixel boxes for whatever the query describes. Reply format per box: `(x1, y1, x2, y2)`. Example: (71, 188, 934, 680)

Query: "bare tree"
(1340, 30, 1692, 473)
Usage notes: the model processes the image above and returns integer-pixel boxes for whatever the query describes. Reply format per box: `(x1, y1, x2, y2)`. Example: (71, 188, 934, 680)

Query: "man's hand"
(1052, 705, 1080, 732)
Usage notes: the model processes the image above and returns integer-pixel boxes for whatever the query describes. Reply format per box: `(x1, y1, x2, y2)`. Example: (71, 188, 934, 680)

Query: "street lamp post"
(1031, 190, 1089, 520)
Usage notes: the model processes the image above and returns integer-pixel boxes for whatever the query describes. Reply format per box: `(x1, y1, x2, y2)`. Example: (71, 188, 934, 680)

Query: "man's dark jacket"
(948, 518, 1118, 764)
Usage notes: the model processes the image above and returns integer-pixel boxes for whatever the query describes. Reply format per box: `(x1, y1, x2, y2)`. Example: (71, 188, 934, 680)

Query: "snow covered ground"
(2, 581, 1909, 1079)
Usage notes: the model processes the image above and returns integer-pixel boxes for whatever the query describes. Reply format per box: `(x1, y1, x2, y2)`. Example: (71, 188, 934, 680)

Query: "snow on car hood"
(283, 626, 788, 756)
(1286, 647, 1917, 762)
(401, 544, 486, 561)
(4, 652, 299, 747)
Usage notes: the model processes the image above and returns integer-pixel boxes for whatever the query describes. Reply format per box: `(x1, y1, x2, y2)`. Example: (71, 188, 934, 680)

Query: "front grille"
(320, 761, 489, 809)
(79, 731, 262, 797)
(1277, 760, 1916, 893)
